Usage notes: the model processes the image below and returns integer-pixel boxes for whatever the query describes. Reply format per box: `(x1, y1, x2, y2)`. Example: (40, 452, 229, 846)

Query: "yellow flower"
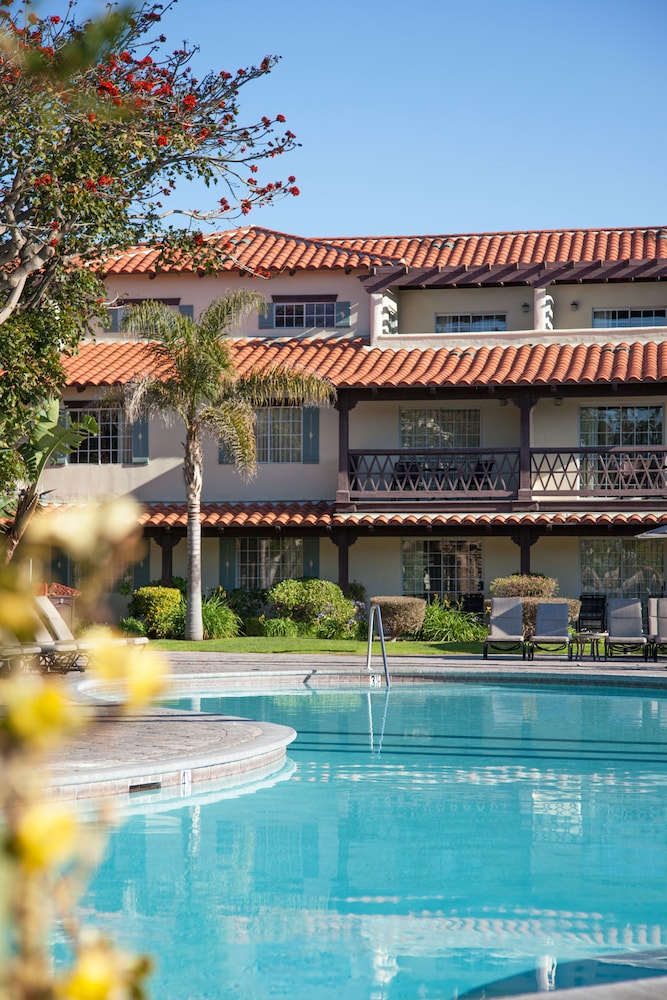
(3, 675, 82, 748)
(89, 635, 166, 709)
(14, 803, 78, 870)
(60, 944, 118, 1000)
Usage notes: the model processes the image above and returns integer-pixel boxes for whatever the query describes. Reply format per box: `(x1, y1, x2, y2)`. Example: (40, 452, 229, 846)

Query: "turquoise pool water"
(71, 683, 667, 998)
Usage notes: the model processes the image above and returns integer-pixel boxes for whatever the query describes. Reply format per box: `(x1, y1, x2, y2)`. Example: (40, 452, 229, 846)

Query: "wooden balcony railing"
(346, 447, 667, 502)
(348, 449, 520, 499)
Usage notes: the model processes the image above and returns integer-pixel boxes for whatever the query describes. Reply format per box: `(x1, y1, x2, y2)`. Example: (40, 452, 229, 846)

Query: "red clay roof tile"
(95, 225, 667, 277)
(63, 338, 667, 390)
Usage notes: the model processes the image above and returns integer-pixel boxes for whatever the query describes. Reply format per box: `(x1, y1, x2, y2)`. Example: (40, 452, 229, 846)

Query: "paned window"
(67, 406, 132, 464)
(400, 408, 480, 449)
(592, 309, 666, 328)
(435, 313, 507, 333)
(580, 539, 664, 600)
(275, 301, 336, 328)
(580, 406, 663, 448)
(256, 407, 303, 463)
(402, 539, 483, 601)
(238, 537, 303, 589)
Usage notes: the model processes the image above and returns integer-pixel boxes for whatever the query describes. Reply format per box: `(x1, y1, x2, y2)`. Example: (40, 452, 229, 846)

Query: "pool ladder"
(365, 603, 390, 688)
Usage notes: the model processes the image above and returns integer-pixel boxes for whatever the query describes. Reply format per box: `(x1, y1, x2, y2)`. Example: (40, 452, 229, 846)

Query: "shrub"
(418, 598, 488, 642)
(128, 586, 183, 638)
(490, 573, 558, 599)
(118, 616, 147, 638)
(521, 597, 581, 638)
(314, 597, 364, 640)
(201, 593, 242, 639)
(149, 575, 187, 596)
(369, 596, 426, 639)
(226, 587, 269, 620)
(263, 616, 300, 637)
(268, 578, 349, 624)
(243, 615, 266, 637)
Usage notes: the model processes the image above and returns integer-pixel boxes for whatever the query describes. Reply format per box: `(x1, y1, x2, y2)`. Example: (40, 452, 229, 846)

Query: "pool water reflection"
(72, 683, 667, 999)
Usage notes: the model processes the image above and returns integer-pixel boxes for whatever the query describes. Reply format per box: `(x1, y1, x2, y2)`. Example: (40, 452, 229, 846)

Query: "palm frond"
(239, 365, 336, 408)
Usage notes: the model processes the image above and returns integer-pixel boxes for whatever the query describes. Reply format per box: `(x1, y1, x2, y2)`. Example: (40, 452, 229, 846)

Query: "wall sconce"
(554, 397, 563, 407)
(499, 398, 508, 407)
(521, 302, 530, 313)
(570, 301, 579, 311)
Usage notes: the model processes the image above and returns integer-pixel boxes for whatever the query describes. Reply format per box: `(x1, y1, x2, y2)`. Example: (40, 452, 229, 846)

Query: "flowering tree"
(0, 0, 300, 481)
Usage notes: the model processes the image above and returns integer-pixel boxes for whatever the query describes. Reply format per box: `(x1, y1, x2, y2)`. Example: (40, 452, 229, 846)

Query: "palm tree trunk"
(184, 426, 204, 641)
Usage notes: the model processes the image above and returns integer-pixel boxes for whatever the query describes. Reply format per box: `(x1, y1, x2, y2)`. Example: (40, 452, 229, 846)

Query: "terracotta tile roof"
(97, 225, 667, 276)
(63, 338, 667, 391)
(98, 227, 399, 276)
(37, 502, 667, 531)
(136, 504, 667, 531)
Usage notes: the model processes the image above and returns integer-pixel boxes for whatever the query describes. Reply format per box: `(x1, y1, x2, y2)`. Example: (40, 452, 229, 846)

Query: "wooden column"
(155, 530, 178, 585)
(336, 394, 351, 504)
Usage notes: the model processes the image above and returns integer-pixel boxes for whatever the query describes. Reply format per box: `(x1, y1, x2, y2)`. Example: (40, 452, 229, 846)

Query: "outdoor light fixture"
(554, 397, 563, 407)
(521, 302, 530, 313)
(570, 301, 579, 311)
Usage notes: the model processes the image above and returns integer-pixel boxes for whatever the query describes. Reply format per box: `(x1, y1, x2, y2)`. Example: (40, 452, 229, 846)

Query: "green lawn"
(151, 636, 482, 656)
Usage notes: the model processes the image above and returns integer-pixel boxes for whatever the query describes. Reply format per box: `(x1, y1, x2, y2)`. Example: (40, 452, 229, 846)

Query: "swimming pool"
(68, 683, 667, 998)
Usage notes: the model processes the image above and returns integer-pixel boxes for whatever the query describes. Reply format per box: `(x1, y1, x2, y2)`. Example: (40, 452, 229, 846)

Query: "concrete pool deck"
(45, 649, 667, 1000)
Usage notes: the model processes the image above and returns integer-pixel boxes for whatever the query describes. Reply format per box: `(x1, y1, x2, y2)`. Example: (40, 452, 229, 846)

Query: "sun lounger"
(0, 629, 43, 674)
(604, 598, 648, 660)
(526, 602, 572, 660)
(648, 597, 667, 661)
(35, 596, 148, 664)
(483, 597, 526, 659)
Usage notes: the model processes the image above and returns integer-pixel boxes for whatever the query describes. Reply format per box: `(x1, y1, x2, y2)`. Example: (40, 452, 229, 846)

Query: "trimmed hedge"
(128, 586, 183, 638)
(369, 596, 426, 639)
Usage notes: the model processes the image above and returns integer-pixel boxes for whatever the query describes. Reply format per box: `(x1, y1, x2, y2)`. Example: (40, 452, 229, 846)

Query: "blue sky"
(65, 0, 667, 237)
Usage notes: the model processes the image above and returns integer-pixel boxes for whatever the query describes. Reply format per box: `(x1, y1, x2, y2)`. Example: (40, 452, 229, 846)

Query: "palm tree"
(122, 293, 336, 640)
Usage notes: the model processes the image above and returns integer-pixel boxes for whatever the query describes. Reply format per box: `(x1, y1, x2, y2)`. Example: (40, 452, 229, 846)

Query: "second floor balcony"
(345, 447, 667, 506)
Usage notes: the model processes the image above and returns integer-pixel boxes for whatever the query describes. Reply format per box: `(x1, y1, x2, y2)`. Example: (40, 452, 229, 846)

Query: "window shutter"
(335, 302, 351, 328)
(302, 537, 319, 578)
(132, 552, 151, 589)
(131, 416, 149, 464)
(53, 410, 68, 465)
(302, 408, 319, 464)
(219, 537, 237, 590)
(178, 305, 194, 320)
(258, 304, 274, 329)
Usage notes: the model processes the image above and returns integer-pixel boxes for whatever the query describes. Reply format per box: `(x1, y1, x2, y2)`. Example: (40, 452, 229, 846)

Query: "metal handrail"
(365, 603, 390, 688)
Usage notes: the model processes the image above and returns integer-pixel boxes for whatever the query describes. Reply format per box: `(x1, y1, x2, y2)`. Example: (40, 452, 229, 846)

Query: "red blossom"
(276, 114, 286, 122)
(157, 135, 168, 146)
(49, 15, 60, 23)
(182, 93, 196, 111)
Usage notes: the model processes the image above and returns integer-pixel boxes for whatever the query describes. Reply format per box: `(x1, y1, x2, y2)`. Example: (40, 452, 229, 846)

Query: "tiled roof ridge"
(325, 224, 667, 243)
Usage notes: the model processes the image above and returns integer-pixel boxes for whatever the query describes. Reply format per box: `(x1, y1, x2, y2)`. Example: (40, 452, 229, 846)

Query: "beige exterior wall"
(550, 281, 667, 331)
(100, 270, 370, 340)
(351, 399, 519, 450)
(396, 287, 535, 337)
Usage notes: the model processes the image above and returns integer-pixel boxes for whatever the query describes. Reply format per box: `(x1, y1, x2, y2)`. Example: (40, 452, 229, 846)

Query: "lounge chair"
(604, 598, 648, 660)
(0, 629, 43, 674)
(527, 602, 572, 660)
(483, 597, 526, 659)
(648, 597, 667, 661)
(577, 594, 606, 633)
(35, 595, 148, 660)
(26, 609, 83, 672)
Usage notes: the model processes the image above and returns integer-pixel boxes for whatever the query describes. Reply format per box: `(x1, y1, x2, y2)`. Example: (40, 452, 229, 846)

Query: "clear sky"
(65, 0, 667, 238)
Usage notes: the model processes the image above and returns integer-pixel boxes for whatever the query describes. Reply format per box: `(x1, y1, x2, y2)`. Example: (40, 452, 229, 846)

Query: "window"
(256, 407, 302, 463)
(580, 406, 663, 448)
(580, 539, 664, 600)
(220, 407, 319, 465)
(107, 300, 193, 333)
(400, 408, 480, 449)
(67, 407, 130, 464)
(592, 309, 667, 329)
(402, 539, 483, 601)
(238, 538, 304, 589)
(259, 298, 351, 330)
(435, 313, 507, 333)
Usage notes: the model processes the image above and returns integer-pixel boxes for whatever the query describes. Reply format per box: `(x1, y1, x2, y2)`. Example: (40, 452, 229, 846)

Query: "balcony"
(345, 447, 667, 506)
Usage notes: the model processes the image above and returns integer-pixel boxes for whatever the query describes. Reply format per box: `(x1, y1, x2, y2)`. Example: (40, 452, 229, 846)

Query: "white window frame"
(274, 301, 336, 329)
(66, 405, 132, 465)
(400, 408, 481, 449)
(435, 313, 507, 333)
(592, 308, 667, 329)
(238, 537, 303, 589)
(256, 407, 303, 463)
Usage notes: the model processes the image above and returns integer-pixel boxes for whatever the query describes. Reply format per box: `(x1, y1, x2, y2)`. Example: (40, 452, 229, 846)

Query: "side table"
(572, 631, 608, 661)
